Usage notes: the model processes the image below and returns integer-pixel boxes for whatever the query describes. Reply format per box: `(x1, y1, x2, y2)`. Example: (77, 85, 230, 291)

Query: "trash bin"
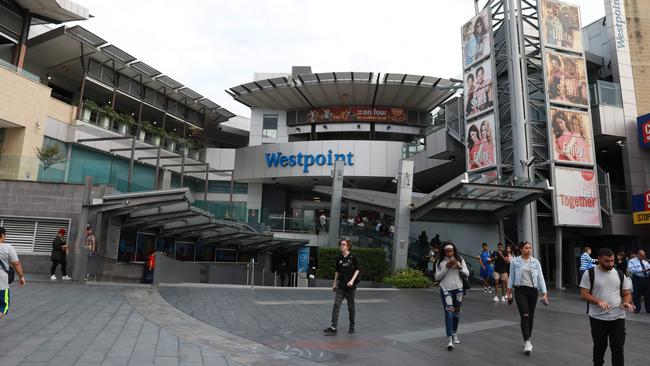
(308, 274, 316, 287)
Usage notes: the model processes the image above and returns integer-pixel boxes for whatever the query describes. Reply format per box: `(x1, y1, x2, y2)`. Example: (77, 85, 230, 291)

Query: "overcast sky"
(69, 0, 606, 117)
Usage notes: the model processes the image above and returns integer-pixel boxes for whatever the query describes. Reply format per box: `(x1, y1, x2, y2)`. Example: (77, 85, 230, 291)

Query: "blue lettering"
(265, 151, 354, 173)
(288, 155, 296, 166)
(279, 155, 289, 167)
(303, 155, 315, 173)
(265, 152, 282, 167)
(327, 150, 333, 165)
(297, 152, 304, 166)
(316, 154, 326, 165)
(347, 152, 354, 166)
(335, 153, 346, 163)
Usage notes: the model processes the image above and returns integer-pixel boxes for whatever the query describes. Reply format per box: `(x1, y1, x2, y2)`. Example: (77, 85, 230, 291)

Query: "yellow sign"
(633, 211, 650, 224)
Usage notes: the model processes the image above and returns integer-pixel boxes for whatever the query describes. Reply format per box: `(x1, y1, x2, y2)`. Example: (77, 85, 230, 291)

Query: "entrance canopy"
(93, 188, 307, 251)
(314, 172, 552, 223)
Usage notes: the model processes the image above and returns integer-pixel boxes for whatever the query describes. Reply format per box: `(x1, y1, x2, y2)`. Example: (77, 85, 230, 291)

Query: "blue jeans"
(440, 288, 463, 337)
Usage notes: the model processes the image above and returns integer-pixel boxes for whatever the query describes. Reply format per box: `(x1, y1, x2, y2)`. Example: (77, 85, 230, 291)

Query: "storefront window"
(117, 227, 138, 262)
(175, 242, 195, 261)
(262, 114, 278, 139)
(155, 237, 175, 257)
(216, 249, 237, 262)
(195, 244, 216, 261)
(135, 233, 156, 262)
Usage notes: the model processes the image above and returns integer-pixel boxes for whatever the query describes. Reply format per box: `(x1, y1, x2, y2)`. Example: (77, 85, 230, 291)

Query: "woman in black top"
(50, 229, 69, 280)
(615, 252, 628, 274)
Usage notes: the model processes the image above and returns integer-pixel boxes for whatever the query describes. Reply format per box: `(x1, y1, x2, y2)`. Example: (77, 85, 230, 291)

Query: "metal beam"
(77, 136, 134, 143)
(110, 147, 159, 152)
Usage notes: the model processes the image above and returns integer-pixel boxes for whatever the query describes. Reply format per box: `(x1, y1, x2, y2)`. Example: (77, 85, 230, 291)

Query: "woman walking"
(434, 241, 469, 351)
(507, 241, 549, 355)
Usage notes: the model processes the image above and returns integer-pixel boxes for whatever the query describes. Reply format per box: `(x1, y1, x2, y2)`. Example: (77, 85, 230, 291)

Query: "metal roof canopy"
(16, 0, 90, 23)
(92, 188, 306, 251)
(313, 172, 551, 223)
(228, 72, 462, 112)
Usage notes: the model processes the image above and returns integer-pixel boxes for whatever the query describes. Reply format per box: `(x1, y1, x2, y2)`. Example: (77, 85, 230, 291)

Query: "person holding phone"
(507, 241, 549, 355)
(435, 241, 469, 351)
(324, 239, 360, 335)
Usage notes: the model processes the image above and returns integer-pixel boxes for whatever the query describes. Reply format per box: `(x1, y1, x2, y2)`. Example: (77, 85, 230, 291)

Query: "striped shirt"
(579, 252, 597, 271)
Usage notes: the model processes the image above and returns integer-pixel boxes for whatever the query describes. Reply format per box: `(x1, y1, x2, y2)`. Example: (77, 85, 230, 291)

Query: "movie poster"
(465, 113, 497, 172)
(549, 107, 594, 164)
(545, 50, 588, 107)
(461, 9, 492, 70)
(540, 0, 583, 53)
(553, 166, 601, 227)
(464, 58, 494, 119)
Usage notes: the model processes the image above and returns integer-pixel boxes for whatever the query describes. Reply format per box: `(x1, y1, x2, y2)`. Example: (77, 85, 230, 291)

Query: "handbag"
(459, 270, 471, 291)
(0, 259, 15, 284)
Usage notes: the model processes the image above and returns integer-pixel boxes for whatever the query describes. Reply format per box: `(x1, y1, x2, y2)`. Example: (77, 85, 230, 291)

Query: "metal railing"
(590, 80, 623, 108)
(597, 166, 614, 216)
(0, 58, 41, 82)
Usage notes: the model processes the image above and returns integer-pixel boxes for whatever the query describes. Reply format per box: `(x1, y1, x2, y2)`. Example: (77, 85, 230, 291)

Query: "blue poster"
(297, 246, 310, 273)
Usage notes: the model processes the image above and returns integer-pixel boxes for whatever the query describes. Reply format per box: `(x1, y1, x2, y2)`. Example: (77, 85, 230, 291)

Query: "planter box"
(167, 141, 176, 152)
(81, 106, 92, 122)
(189, 150, 199, 160)
(152, 135, 161, 146)
(118, 123, 128, 135)
(138, 130, 146, 141)
(99, 115, 111, 129)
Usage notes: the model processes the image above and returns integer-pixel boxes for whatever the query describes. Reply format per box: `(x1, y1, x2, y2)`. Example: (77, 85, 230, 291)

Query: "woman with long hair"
(434, 241, 470, 351)
(467, 124, 481, 170)
(507, 241, 549, 355)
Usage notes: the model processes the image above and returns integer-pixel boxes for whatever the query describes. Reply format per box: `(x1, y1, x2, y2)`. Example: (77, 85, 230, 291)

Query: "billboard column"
(392, 160, 413, 271)
(327, 160, 344, 247)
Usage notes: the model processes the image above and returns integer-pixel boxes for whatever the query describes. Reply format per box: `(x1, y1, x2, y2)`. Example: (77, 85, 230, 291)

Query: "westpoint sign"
(265, 150, 354, 173)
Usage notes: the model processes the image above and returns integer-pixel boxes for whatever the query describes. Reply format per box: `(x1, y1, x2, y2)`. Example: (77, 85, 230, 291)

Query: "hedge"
(383, 268, 431, 288)
(316, 248, 389, 282)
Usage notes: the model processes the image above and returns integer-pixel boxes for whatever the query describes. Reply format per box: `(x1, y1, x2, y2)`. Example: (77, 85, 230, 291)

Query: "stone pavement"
(1, 278, 650, 366)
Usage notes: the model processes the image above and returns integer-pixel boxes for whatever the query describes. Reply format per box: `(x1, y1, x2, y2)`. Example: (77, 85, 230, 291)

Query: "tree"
(35, 144, 66, 170)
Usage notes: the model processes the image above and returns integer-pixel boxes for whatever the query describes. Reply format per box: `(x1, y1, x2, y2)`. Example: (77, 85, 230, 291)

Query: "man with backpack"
(0, 227, 26, 319)
(580, 247, 635, 366)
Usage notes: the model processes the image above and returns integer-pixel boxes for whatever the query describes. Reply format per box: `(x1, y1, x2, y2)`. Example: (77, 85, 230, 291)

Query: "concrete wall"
(410, 221, 500, 256)
(153, 253, 259, 285)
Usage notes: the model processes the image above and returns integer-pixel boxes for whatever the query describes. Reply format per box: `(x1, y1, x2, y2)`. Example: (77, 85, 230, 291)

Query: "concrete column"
(327, 160, 344, 247)
(161, 170, 172, 190)
(246, 183, 263, 224)
(72, 176, 92, 281)
(392, 160, 414, 271)
(555, 226, 563, 289)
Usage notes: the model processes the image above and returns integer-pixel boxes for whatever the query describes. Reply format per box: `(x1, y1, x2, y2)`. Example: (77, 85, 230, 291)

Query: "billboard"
(464, 58, 494, 119)
(306, 106, 407, 123)
(461, 9, 492, 70)
(553, 166, 601, 227)
(549, 107, 594, 164)
(466, 113, 497, 172)
(632, 191, 650, 225)
(638, 112, 650, 148)
(545, 50, 589, 107)
(540, 0, 583, 53)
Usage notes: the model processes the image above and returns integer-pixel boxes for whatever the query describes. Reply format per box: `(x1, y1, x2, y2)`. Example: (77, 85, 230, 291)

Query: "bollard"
(246, 263, 250, 285)
(274, 271, 277, 287)
(262, 268, 265, 286)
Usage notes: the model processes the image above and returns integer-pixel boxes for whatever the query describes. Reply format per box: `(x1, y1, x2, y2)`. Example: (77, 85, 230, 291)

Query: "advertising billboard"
(306, 107, 407, 123)
(549, 107, 594, 164)
(466, 113, 497, 172)
(464, 58, 494, 119)
(540, 0, 583, 53)
(553, 166, 601, 227)
(545, 50, 589, 107)
(461, 9, 492, 70)
(632, 191, 650, 225)
(638, 112, 650, 149)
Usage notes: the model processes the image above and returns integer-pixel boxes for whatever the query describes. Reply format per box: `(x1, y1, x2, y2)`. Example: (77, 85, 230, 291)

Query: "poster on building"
(540, 0, 583, 53)
(553, 166, 601, 227)
(545, 50, 589, 107)
(631, 191, 650, 224)
(466, 113, 497, 172)
(638, 112, 650, 149)
(464, 58, 494, 119)
(461, 9, 492, 70)
(306, 107, 407, 123)
(549, 107, 594, 165)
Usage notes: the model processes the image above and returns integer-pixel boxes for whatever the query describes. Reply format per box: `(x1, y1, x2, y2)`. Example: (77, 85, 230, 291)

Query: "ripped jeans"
(439, 288, 463, 337)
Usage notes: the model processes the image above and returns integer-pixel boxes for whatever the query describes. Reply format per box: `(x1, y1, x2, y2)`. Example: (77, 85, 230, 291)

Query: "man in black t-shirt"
(324, 239, 360, 335)
(491, 242, 508, 302)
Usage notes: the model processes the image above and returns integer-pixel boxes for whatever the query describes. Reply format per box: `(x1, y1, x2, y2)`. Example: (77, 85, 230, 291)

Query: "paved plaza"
(1, 279, 649, 366)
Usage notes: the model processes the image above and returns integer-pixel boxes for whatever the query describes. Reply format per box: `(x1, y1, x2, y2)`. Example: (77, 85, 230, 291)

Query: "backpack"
(586, 267, 624, 314)
(0, 259, 15, 285)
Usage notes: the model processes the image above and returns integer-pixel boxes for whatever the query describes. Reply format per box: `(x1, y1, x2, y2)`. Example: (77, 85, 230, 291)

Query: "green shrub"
(316, 247, 389, 282)
(383, 268, 431, 288)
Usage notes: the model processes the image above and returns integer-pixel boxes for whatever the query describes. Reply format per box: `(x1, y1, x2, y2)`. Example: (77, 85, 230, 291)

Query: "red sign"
(642, 120, 650, 144)
(638, 113, 650, 148)
(645, 191, 650, 211)
(306, 107, 407, 123)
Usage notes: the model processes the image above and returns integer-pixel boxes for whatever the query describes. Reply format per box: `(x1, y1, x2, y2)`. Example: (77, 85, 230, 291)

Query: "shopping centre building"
(0, 0, 648, 285)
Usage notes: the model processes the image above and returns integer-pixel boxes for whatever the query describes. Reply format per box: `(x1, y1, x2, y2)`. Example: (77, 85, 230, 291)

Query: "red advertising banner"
(638, 113, 650, 148)
(306, 107, 407, 123)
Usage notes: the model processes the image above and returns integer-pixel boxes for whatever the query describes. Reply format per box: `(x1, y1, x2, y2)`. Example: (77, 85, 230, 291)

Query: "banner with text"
(540, 0, 583, 53)
(549, 107, 594, 165)
(553, 166, 601, 227)
(545, 50, 589, 108)
(461, 9, 492, 70)
(466, 113, 497, 172)
(306, 107, 407, 123)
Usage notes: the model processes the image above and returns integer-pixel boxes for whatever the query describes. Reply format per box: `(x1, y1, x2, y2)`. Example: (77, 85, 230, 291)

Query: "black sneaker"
(348, 327, 355, 334)
(323, 326, 337, 335)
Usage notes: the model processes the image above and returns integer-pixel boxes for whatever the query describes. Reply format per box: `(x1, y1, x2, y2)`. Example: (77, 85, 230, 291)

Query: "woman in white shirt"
(434, 242, 470, 351)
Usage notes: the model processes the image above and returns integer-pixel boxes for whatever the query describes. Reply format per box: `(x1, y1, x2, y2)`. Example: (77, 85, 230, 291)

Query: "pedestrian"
(51, 228, 70, 280)
(478, 243, 493, 293)
(84, 225, 96, 281)
(492, 242, 508, 302)
(627, 250, 649, 313)
(278, 260, 288, 287)
(426, 244, 437, 280)
(143, 251, 155, 284)
(323, 239, 360, 335)
(0, 227, 26, 319)
(434, 241, 469, 350)
(580, 247, 635, 366)
(615, 252, 628, 275)
(507, 241, 549, 355)
(579, 246, 598, 281)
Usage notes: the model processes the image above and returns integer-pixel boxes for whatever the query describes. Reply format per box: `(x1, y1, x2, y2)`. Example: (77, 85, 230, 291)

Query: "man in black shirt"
(492, 242, 508, 302)
(324, 239, 360, 335)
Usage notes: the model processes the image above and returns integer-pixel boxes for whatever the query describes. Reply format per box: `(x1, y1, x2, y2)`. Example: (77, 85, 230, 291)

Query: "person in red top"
(143, 252, 155, 284)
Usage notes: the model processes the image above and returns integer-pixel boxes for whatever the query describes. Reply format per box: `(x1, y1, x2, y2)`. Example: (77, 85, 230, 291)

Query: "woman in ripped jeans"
(434, 241, 469, 351)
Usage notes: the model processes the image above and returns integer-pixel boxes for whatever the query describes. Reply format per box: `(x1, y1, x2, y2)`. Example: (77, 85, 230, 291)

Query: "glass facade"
(262, 114, 278, 139)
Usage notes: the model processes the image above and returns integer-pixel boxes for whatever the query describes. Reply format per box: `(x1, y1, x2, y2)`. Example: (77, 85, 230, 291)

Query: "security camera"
(391, 178, 398, 184)
(616, 140, 625, 147)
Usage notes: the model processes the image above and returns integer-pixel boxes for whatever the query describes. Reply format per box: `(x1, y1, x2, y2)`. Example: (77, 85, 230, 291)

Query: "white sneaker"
(524, 340, 532, 355)
(452, 333, 460, 344)
(488, 287, 493, 293)
(493, 295, 499, 302)
(62, 275, 71, 281)
(483, 287, 488, 293)
(447, 337, 454, 350)
(50, 275, 57, 280)
(501, 296, 507, 302)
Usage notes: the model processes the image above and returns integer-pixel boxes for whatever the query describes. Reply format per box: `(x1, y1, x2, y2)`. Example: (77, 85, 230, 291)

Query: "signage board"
(548, 107, 594, 165)
(465, 113, 497, 172)
(306, 107, 406, 123)
(638, 113, 650, 148)
(539, 0, 583, 53)
(553, 166, 601, 227)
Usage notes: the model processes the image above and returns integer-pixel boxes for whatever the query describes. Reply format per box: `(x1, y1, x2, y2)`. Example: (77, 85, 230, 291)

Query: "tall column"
(392, 160, 413, 271)
(72, 176, 92, 282)
(327, 160, 344, 248)
(505, 0, 539, 255)
(555, 227, 563, 289)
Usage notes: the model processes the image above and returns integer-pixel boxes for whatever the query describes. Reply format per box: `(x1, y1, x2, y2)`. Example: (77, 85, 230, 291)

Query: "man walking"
(627, 250, 649, 313)
(579, 246, 598, 281)
(324, 239, 360, 335)
(0, 227, 26, 319)
(580, 248, 635, 366)
(478, 243, 493, 293)
(51, 228, 70, 280)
